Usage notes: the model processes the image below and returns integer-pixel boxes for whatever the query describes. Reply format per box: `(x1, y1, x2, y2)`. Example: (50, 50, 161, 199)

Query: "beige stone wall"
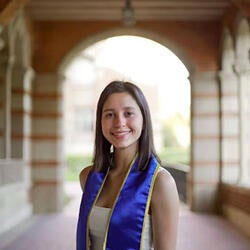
(31, 73, 65, 213)
(219, 70, 240, 183)
(189, 71, 221, 212)
(0, 160, 32, 234)
(0, 75, 5, 158)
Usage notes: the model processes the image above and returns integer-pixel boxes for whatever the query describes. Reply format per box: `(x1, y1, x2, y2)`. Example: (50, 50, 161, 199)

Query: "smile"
(111, 130, 131, 138)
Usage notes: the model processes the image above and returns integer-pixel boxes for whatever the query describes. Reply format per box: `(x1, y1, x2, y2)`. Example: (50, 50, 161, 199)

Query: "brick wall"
(220, 184, 250, 237)
(220, 184, 250, 214)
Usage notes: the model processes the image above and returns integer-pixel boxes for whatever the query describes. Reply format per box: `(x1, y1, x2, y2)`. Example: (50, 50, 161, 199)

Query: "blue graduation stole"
(77, 154, 159, 250)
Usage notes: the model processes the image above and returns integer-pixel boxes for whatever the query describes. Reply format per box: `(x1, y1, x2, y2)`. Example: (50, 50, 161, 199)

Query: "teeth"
(113, 131, 129, 135)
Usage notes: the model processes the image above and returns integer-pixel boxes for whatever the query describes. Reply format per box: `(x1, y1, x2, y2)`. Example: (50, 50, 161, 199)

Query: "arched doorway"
(58, 28, 192, 212)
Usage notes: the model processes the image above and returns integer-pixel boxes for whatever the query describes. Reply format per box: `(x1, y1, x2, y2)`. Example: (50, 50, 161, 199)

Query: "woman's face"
(101, 92, 143, 152)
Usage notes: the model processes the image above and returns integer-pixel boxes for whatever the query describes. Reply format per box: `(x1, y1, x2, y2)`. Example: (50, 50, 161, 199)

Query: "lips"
(111, 130, 131, 139)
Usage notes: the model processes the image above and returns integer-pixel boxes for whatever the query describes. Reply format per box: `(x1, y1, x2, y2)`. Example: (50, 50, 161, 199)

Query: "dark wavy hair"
(93, 80, 159, 172)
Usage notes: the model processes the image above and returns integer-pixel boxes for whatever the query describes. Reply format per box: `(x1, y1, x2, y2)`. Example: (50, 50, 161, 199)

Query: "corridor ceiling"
(26, 0, 233, 21)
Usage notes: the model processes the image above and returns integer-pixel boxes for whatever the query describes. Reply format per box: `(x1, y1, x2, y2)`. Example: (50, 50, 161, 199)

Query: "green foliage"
(162, 120, 179, 147)
(158, 147, 190, 165)
(65, 147, 190, 181)
(64, 193, 71, 205)
(161, 112, 190, 149)
(65, 154, 93, 181)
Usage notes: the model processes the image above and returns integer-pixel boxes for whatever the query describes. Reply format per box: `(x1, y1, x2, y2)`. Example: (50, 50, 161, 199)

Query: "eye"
(104, 112, 114, 118)
(125, 111, 134, 117)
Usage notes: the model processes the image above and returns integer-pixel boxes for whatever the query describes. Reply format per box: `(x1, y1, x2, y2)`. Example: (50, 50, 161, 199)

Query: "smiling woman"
(76, 80, 179, 250)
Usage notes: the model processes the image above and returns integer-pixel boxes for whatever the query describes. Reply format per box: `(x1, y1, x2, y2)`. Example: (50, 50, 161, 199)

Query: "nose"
(114, 114, 125, 127)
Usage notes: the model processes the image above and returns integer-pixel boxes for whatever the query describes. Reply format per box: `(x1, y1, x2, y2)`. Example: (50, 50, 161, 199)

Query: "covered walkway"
(0, 182, 249, 250)
(1, 0, 250, 245)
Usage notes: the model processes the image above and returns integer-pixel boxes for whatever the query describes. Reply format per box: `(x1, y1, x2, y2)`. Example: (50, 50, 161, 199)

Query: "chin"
(115, 143, 138, 151)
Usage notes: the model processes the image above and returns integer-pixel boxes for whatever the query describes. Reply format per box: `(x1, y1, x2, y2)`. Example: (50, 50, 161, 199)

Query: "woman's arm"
(79, 166, 92, 192)
(151, 167, 180, 250)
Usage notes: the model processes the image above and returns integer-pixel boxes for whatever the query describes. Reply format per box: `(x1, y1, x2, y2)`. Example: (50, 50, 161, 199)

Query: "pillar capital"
(218, 69, 237, 80)
(189, 70, 218, 82)
(234, 61, 250, 75)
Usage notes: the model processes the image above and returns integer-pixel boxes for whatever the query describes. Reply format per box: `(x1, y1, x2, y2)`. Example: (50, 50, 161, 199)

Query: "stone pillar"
(31, 73, 65, 213)
(189, 71, 221, 212)
(0, 73, 5, 159)
(0, 25, 6, 159)
(11, 66, 33, 160)
(10, 65, 34, 218)
(219, 71, 240, 183)
(234, 66, 250, 185)
(0, 20, 33, 234)
(0, 40, 12, 159)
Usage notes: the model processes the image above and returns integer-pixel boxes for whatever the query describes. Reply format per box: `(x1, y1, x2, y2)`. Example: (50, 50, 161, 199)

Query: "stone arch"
(58, 27, 195, 74)
(58, 27, 193, 206)
(58, 27, 194, 154)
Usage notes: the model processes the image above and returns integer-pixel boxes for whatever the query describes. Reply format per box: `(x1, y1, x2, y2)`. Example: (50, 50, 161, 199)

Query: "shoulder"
(79, 166, 93, 192)
(151, 166, 179, 208)
(150, 166, 180, 249)
(156, 166, 176, 187)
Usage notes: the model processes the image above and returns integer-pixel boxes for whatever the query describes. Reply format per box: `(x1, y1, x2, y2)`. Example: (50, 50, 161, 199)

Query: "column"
(235, 66, 250, 185)
(0, 47, 12, 159)
(11, 66, 33, 160)
(219, 71, 240, 183)
(31, 73, 65, 213)
(189, 71, 221, 212)
(0, 25, 7, 159)
(0, 22, 33, 234)
(0, 73, 5, 158)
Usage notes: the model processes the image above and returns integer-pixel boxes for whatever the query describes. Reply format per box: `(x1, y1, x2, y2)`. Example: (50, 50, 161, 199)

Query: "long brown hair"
(93, 80, 159, 172)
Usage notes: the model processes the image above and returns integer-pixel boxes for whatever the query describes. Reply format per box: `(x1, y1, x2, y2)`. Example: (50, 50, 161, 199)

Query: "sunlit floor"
(1, 182, 250, 250)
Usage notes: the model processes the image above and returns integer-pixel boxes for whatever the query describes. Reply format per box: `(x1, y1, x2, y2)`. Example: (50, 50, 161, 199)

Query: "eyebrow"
(102, 108, 114, 113)
(102, 107, 136, 113)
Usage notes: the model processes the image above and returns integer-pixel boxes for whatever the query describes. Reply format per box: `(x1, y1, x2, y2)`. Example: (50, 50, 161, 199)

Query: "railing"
(164, 163, 190, 203)
(0, 159, 24, 186)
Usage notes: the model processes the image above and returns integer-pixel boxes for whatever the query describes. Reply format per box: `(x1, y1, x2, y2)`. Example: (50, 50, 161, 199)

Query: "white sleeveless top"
(89, 206, 153, 249)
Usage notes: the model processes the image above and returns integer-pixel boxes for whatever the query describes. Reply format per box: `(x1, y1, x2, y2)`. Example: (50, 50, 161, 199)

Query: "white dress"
(89, 206, 153, 250)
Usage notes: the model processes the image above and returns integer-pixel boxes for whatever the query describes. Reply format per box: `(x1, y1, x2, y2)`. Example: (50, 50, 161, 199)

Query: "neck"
(111, 147, 137, 175)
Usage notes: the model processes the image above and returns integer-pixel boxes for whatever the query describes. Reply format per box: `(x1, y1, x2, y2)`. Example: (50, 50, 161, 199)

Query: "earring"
(110, 144, 114, 153)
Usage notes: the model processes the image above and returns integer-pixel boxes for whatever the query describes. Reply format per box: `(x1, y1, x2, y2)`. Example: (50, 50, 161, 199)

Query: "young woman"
(77, 81, 179, 250)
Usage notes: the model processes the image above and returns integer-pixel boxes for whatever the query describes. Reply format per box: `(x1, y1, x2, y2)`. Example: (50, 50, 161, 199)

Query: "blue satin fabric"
(76, 154, 159, 250)
(77, 171, 106, 250)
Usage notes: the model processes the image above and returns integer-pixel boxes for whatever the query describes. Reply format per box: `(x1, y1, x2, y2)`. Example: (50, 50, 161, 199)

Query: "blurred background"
(0, 0, 250, 249)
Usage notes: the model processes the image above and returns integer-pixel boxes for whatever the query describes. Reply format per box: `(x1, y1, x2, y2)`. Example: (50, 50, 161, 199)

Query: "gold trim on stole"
(102, 156, 137, 249)
(140, 163, 160, 250)
(85, 168, 110, 250)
